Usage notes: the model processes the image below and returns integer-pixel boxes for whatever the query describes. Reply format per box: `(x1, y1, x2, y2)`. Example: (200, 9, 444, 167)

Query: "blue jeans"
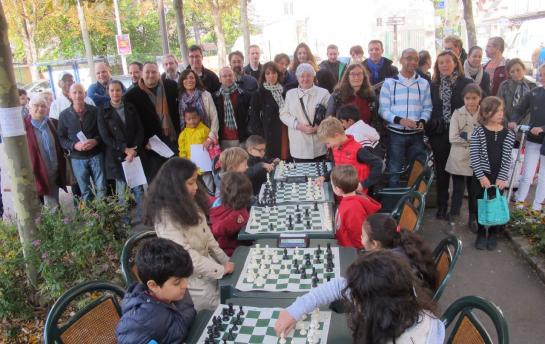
(71, 153, 107, 201)
(115, 179, 144, 223)
(387, 132, 426, 187)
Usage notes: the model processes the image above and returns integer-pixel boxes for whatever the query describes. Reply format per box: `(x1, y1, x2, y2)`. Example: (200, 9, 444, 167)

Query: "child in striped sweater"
(470, 96, 515, 250)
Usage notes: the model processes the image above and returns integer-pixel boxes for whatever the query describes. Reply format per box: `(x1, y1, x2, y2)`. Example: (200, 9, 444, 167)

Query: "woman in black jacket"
(249, 62, 290, 160)
(426, 51, 473, 220)
(98, 80, 145, 222)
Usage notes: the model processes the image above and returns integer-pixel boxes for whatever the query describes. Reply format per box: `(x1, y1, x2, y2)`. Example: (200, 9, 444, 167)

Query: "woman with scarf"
(426, 51, 473, 220)
(249, 61, 289, 160)
(464, 46, 491, 96)
(497, 58, 537, 122)
(24, 93, 67, 209)
(178, 69, 219, 147)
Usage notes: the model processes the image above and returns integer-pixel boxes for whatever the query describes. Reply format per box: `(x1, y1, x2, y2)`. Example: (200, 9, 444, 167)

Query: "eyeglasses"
(349, 72, 364, 77)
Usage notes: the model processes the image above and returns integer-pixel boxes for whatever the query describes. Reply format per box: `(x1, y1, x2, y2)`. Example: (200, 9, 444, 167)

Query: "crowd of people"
(12, 34, 545, 343)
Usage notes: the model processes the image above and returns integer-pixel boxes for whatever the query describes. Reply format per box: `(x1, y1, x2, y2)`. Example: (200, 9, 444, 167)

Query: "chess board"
(273, 162, 332, 180)
(235, 245, 341, 292)
(245, 203, 333, 235)
(196, 304, 332, 344)
(258, 179, 331, 205)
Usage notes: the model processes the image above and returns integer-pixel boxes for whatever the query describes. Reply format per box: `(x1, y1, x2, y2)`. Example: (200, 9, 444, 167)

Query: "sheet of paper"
(0, 107, 26, 137)
(76, 131, 88, 142)
(121, 157, 148, 188)
(148, 135, 174, 158)
(190, 144, 212, 172)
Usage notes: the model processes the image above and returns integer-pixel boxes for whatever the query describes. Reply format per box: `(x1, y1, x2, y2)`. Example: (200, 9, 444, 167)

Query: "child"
(116, 238, 196, 343)
(274, 250, 444, 344)
(337, 104, 380, 151)
(316, 117, 384, 192)
(470, 97, 515, 250)
(213, 147, 249, 196)
(144, 158, 235, 311)
(445, 84, 482, 230)
(245, 135, 280, 194)
(178, 107, 216, 193)
(331, 165, 381, 248)
(210, 172, 253, 256)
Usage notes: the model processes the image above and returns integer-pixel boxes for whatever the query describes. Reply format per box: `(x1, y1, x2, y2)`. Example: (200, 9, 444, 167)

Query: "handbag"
(477, 186, 510, 226)
(299, 98, 327, 126)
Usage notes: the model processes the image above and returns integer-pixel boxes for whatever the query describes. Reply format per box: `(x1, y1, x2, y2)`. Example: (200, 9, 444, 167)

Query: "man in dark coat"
(363, 40, 399, 88)
(186, 45, 221, 94)
(243, 44, 263, 80)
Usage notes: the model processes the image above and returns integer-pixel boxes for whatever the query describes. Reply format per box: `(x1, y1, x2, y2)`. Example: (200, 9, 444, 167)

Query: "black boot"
(468, 213, 478, 233)
(487, 227, 498, 251)
(475, 227, 487, 250)
(436, 208, 447, 220)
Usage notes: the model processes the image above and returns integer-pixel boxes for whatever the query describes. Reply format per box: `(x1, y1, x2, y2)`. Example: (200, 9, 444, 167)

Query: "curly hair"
(334, 63, 375, 104)
(143, 158, 210, 227)
(342, 250, 437, 344)
(364, 213, 437, 290)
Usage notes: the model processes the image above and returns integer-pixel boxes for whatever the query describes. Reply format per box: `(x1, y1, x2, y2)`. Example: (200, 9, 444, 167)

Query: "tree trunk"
(462, 0, 477, 48)
(240, 0, 250, 62)
(76, 0, 95, 82)
(158, 0, 170, 55)
(18, 7, 40, 81)
(174, 0, 189, 67)
(0, 0, 41, 288)
(193, 17, 201, 45)
(210, 0, 226, 67)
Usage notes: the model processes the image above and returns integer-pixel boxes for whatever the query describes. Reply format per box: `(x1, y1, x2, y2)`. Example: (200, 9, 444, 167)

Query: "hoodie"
(210, 197, 250, 256)
(335, 194, 381, 249)
(116, 283, 196, 344)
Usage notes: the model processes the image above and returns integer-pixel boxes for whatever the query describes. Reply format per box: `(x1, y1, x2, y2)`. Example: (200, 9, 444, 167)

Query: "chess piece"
(279, 334, 287, 344)
(238, 305, 244, 315)
(301, 269, 307, 279)
(326, 243, 331, 252)
(313, 202, 318, 211)
(305, 208, 310, 217)
(296, 213, 302, 224)
(316, 244, 322, 254)
(227, 328, 235, 340)
(326, 275, 331, 282)
(312, 277, 318, 287)
(269, 223, 274, 232)
(306, 220, 311, 229)
(283, 248, 289, 259)
(228, 303, 235, 316)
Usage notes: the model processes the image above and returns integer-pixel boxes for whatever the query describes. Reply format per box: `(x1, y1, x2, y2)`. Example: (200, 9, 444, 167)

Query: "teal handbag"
(477, 186, 510, 226)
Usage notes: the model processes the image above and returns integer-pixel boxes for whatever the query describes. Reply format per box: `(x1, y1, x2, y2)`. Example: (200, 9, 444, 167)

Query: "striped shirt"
(379, 73, 432, 134)
(469, 125, 515, 181)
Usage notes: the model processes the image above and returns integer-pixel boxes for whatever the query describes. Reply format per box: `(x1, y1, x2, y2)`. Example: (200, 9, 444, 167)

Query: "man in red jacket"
(330, 165, 381, 248)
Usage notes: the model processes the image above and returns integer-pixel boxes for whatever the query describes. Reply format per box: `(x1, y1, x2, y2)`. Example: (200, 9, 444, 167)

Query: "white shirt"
(345, 120, 380, 148)
(49, 93, 95, 120)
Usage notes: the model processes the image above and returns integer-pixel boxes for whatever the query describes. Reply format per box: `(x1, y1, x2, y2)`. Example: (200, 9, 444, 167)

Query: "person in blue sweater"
(379, 48, 432, 186)
(116, 238, 196, 344)
(88, 62, 125, 107)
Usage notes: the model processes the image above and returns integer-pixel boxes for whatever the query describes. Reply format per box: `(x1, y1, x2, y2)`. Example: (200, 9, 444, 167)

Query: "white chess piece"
(255, 275, 265, 287)
(279, 334, 287, 344)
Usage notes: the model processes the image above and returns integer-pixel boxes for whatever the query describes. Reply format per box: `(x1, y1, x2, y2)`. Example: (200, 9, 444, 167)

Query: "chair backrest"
(442, 295, 509, 344)
(120, 230, 157, 286)
(413, 167, 435, 207)
(392, 191, 425, 232)
(406, 150, 432, 187)
(44, 281, 125, 344)
(432, 235, 462, 301)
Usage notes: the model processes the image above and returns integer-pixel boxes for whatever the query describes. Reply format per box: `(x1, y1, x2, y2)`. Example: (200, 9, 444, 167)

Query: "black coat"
(213, 88, 252, 142)
(426, 76, 474, 137)
(57, 104, 102, 159)
(249, 87, 286, 159)
(97, 102, 144, 180)
(363, 57, 399, 86)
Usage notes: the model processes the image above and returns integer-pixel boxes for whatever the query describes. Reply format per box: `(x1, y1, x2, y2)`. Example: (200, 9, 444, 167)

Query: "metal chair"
(442, 295, 509, 344)
(391, 191, 426, 232)
(43, 281, 125, 344)
(380, 149, 432, 187)
(432, 235, 462, 302)
(375, 166, 434, 212)
(120, 230, 157, 286)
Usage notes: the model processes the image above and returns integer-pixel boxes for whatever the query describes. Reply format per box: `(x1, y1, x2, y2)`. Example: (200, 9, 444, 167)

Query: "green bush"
(508, 209, 545, 255)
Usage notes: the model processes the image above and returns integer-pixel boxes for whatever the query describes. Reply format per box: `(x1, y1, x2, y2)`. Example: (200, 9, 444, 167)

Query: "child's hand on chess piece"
(236, 214, 245, 224)
(314, 176, 325, 186)
(275, 310, 297, 337)
(223, 262, 235, 275)
(272, 158, 281, 165)
(263, 163, 275, 172)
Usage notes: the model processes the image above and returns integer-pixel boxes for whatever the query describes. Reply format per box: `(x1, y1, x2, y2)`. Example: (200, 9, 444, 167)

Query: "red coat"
(210, 198, 249, 256)
(24, 116, 67, 197)
(332, 135, 370, 185)
(484, 61, 508, 96)
(335, 194, 381, 249)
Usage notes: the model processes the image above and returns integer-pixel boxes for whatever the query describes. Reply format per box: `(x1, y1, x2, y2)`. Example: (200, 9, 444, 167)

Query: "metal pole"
(113, 0, 128, 75)
(507, 128, 528, 202)
(393, 23, 398, 61)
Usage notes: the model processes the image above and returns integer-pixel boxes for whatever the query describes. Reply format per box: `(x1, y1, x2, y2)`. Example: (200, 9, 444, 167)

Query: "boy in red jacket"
(210, 172, 253, 256)
(331, 165, 381, 248)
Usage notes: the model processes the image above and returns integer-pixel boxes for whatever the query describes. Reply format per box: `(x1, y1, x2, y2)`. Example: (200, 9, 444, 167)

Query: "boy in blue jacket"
(116, 238, 196, 344)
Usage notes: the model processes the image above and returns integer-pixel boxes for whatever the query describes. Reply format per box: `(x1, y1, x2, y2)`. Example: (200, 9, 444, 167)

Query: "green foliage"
(508, 209, 545, 255)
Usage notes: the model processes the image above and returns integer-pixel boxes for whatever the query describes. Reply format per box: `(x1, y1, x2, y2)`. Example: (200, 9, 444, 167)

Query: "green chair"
(375, 167, 434, 212)
(44, 281, 125, 344)
(442, 295, 509, 344)
(380, 149, 432, 187)
(432, 235, 462, 302)
(120, 230, 157, 286)
(391, 191, 426, 232)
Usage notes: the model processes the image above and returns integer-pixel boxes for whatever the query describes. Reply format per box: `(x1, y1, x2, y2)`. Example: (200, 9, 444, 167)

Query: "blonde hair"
(317, 117, 345, 140)
(220, 147, 248, 172)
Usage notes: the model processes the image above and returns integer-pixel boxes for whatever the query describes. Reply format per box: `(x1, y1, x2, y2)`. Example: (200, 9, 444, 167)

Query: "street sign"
(116, 34, 132, 55)
(385, 16, 405, 26)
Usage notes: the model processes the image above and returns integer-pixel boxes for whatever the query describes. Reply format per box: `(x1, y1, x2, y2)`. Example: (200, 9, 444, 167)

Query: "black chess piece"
(269, 223, 274, 231)
(327, 252, 333, 261)
(312, 267, 317, 276)
(232, 323, 238, 331)
(208, 332, 215, 341)
(238, 305, 244, 315)
(296, 213, 302, 223)
(313, 202, 318, 211)
(223, 339, 228, 344)
(293, 265, 300, 274)
(283, 248, 289, 259)
(306, 220, 311, 229)
(227, 328, 236, 340)
(305, 257, 311, 267)
(301, 269, 307, 279)
(305, 208, 310, 217)
(293, 258, 298, 267)
(204, 338, 211, 344)
(234, 313, 242, 325)
(326, 275, 331, 282)
(316, 244, 322, 254)
(312, 276, 319, 287)
(316, 256, 321, 264)
(326, 243, 332, 252)
(296, 204, 300, 212)
(228, 303, 235, 316)
(288, 214, 293, 225)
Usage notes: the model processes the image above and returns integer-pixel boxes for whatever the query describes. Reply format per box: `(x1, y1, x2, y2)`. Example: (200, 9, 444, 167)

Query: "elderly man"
(484, 36, 508, 96)
(243, 44, 262, 79)
(213, 67, 251, 148)
(229, 51, 258, 93)
(128, 61, 143, 90)
(88, 61, 122, 107)
(363, 40, 398, 87)
(50, 73, 96, 120)
(186, 45, 221, 94)
(57, 83, 106, 201)
(161, 54, 181, 83)
(124, 61, 179, 181)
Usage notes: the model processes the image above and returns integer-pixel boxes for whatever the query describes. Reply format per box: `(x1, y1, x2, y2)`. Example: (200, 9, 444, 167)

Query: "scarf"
(512, 80, 530, 109)
(366, 58, 384, 85)
(31, 118, 55, 166)
(220, 83, 239, 130)
(263, 83, 285, 109)
(439, 71, 459, 122)
(179, 90, 208, 130)
(463, 60, 483, 85)
(138, 78, 176, 141)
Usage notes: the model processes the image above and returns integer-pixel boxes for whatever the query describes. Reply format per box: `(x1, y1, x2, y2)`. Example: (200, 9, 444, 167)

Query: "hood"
(121, 283, 153, 313)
